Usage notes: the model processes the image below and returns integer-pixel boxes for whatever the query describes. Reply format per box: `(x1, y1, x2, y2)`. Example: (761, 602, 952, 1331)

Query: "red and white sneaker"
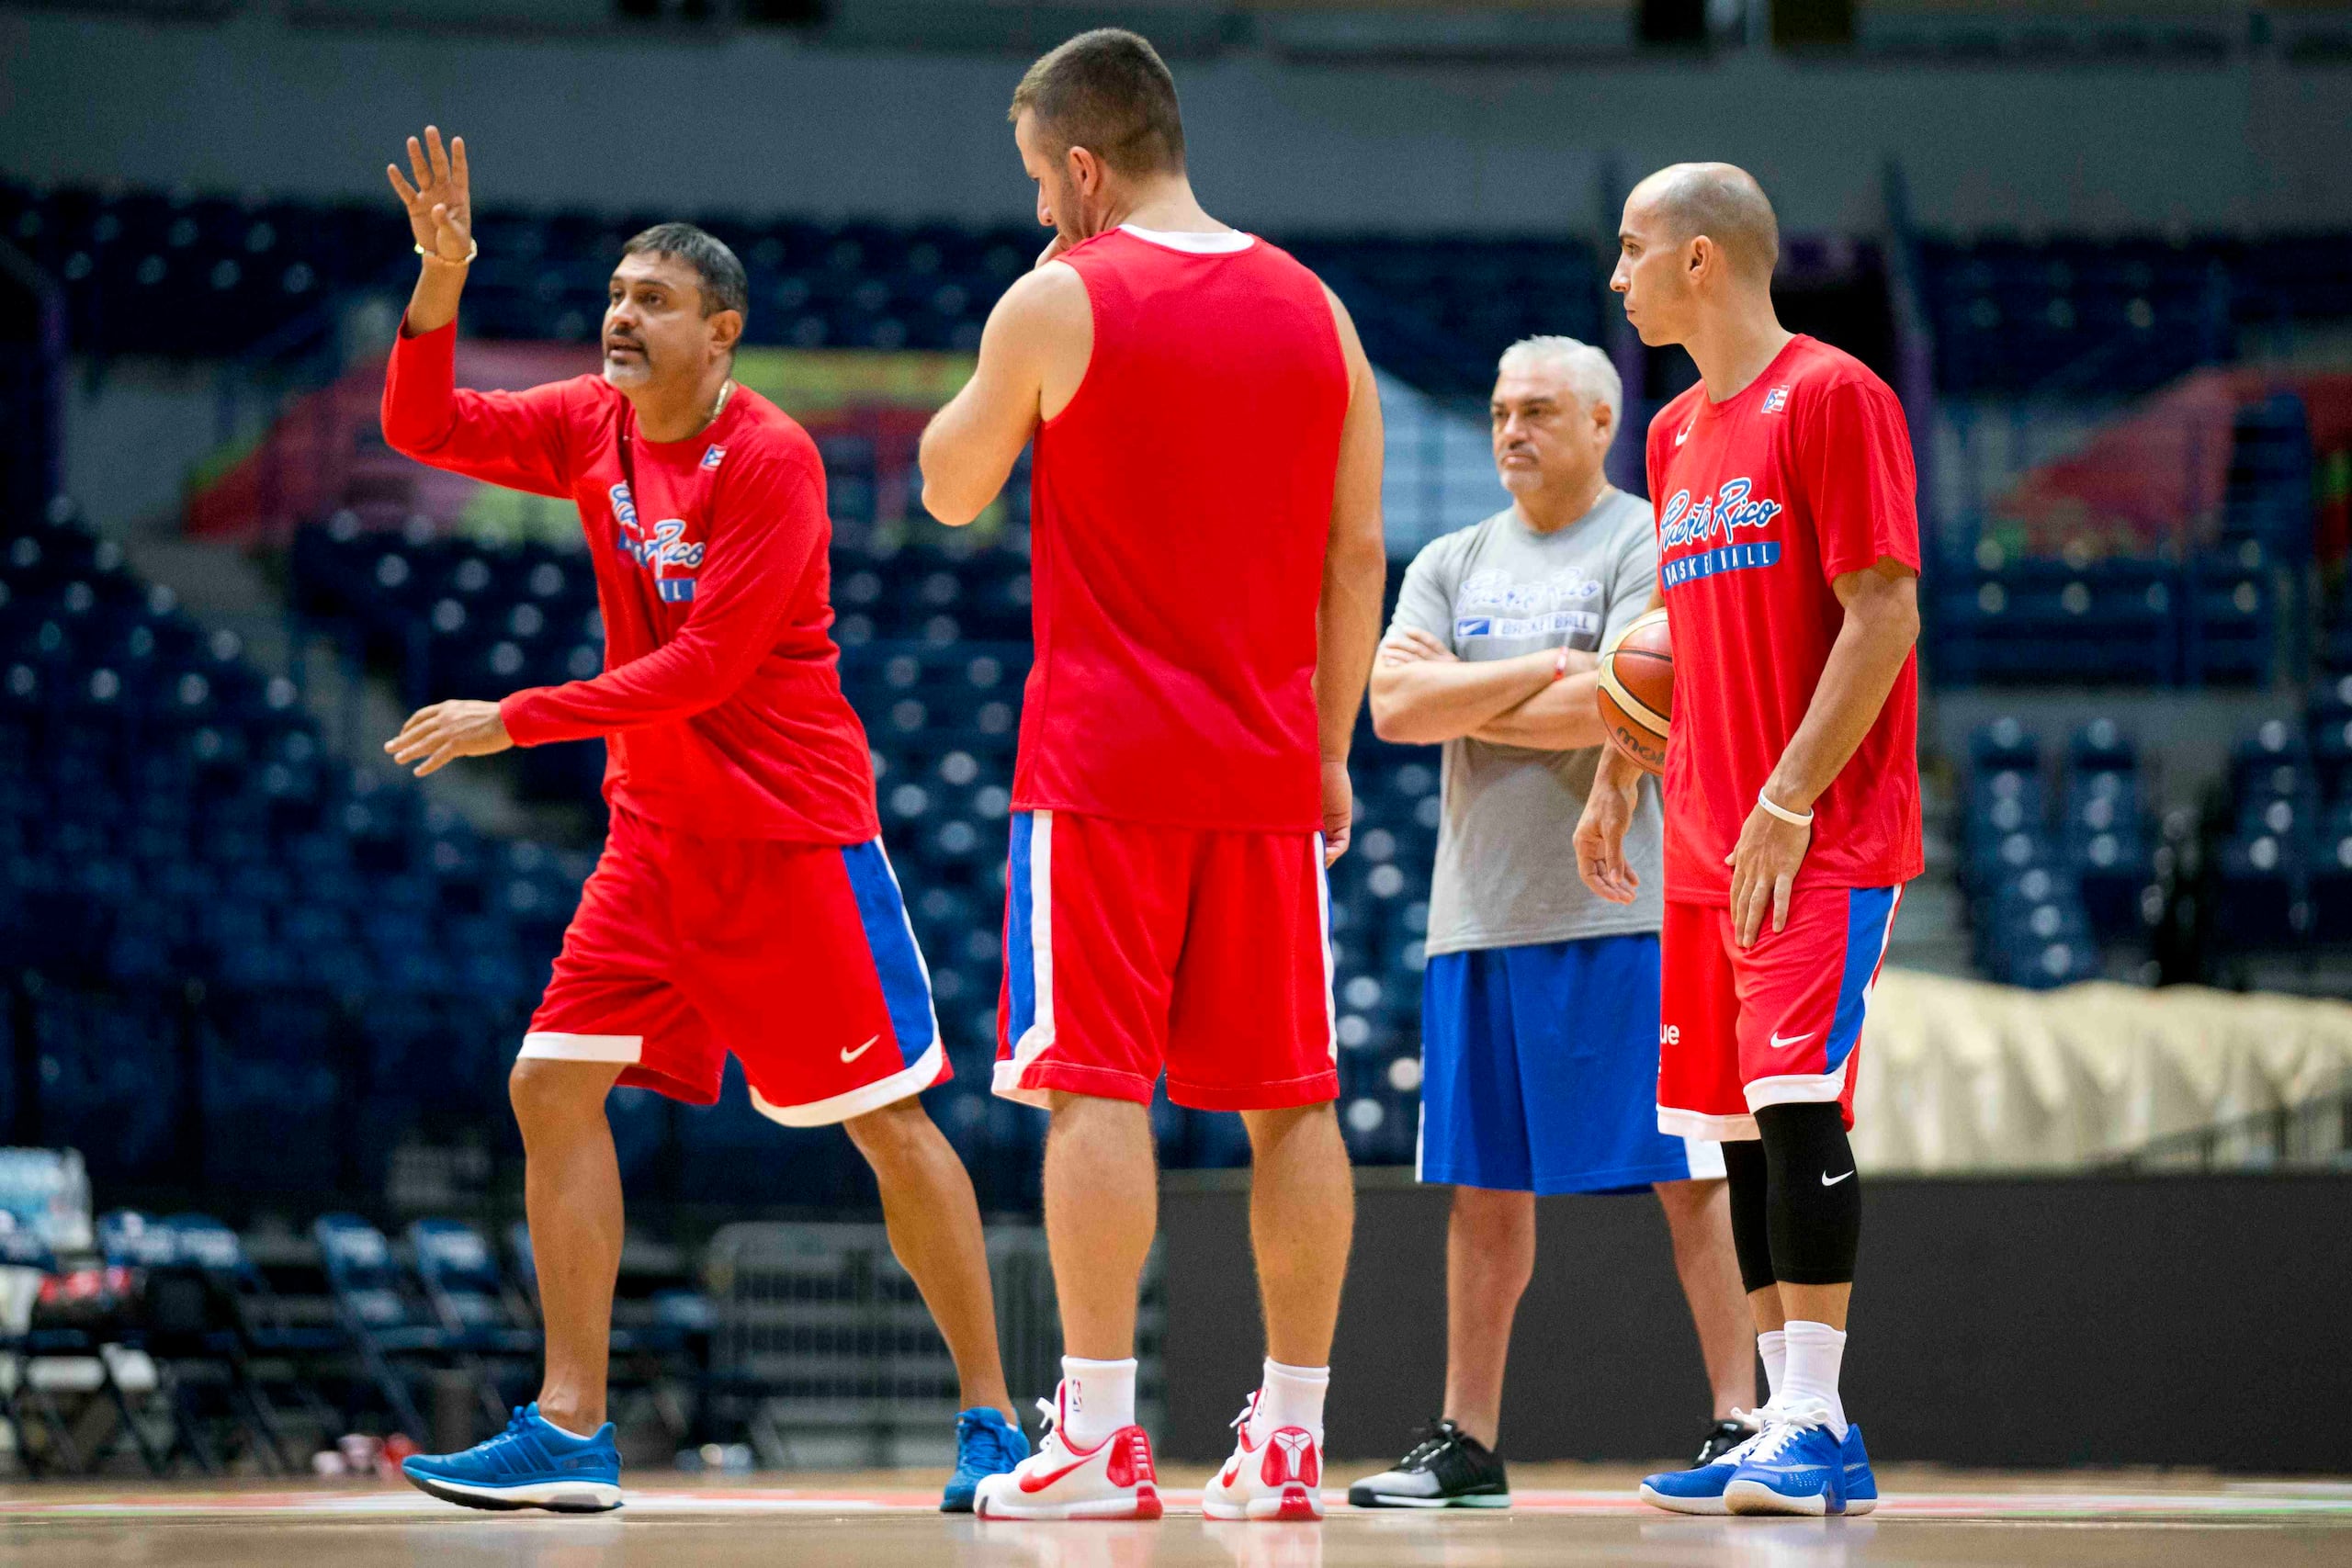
(973, 1388, 1162, 1521)
(1202, 1393, 1325, 1521)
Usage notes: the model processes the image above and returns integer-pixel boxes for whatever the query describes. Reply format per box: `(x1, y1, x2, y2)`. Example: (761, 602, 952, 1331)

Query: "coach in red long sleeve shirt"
(376, 129, 1025, 1516)
(379, 235, 876, 845)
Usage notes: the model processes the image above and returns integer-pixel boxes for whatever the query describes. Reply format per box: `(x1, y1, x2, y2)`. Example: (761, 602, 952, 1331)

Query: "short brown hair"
(1010, 28, 1186, 176)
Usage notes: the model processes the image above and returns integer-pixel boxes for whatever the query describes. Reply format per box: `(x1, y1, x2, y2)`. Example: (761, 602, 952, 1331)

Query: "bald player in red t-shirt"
(919, 31, 1386, 1523)
(1578, 164, 1920, 1517)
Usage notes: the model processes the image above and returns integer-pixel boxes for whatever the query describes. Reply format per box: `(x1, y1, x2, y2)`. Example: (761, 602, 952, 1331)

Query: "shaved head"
(1630, 162, 1779, 285)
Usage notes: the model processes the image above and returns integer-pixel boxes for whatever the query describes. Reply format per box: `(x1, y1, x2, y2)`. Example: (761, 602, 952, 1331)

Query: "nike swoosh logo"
(840, 1035, 878, 1064)
(1769, 1031, 1815, 1051)
(1675, 422, 1694, 446)
(1018, 1455, 1094, 1494)
(1821, 1169, 1855, 1187)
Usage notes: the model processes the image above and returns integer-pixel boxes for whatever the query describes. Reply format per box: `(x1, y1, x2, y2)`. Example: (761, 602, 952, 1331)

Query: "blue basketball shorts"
(1417, 932, 1722, 1195)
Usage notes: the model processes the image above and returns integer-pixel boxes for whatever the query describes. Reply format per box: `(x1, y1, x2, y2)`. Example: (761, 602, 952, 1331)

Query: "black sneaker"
(1693, 1414, 1762, 1468)
(1346, 1418, 1510, 1508)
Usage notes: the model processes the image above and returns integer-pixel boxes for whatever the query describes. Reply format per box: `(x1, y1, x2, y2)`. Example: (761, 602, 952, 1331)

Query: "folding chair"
(163, 1213, 341, 1458)
(311, 1213, 441, 1438)
(0, 1222, 56, 1475)
(9, 1239, 164, 1476)
(102, 1213, 301, 1475)
(407, 1219, 539, 1427)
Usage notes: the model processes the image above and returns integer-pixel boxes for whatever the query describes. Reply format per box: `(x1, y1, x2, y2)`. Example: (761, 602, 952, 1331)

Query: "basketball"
(1596, 607, 1672, 776)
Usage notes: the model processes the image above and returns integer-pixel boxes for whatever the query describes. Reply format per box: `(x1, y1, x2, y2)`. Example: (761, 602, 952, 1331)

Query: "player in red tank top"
(919, 31, 1387, 1523)
(1577, 164, 1921, 1516)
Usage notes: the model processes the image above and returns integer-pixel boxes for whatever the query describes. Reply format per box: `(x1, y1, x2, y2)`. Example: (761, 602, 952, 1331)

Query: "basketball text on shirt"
(1657, 476, 1787, 591)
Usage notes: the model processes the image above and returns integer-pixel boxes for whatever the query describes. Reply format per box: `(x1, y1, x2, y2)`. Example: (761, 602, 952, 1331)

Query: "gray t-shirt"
(1389, 490, 1667, 955)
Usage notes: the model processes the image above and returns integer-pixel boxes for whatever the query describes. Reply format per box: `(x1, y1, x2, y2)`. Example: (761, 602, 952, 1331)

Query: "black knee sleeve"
(1755, 1101, 1860, 1286)
(1721, 1136, 1776, 1295)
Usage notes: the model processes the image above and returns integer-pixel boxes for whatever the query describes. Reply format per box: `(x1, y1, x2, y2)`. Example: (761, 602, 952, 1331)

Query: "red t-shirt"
(380, 323, 880, 844)
(1018, 228, 1350, 831)
(1644, 334, 1924, 905)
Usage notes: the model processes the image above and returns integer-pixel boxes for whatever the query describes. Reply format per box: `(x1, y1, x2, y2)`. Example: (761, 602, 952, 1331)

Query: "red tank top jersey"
(1014, 227, 1350, 831)
(1644, 334, 1925, 904)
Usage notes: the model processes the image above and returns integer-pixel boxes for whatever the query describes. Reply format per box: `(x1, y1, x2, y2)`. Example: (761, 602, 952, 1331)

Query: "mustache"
(605, 334, 646, 352)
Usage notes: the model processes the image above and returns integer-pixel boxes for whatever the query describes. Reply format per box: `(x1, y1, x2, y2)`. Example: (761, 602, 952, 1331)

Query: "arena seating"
(0, 499, 574, 1198)
(1918, 232, 2352, 397)
(1928, 385, 2318, 689)
(1959, 680, 2352, 988)
(1960, 716, 2160, 987)
(2200, 702, 2352, 959)
(0, 181, 1600, 390)
(1930, 536, 2278, 687)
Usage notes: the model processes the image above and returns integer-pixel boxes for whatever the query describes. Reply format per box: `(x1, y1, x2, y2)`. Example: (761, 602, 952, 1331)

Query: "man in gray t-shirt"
(1347, 337, 1755, 1510)
(1392, 485, 1665, 953)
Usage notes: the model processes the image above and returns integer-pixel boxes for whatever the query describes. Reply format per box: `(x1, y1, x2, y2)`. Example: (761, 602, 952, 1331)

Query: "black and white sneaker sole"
(1346, 1489, 1511, 1509)
(404, 1472, 625, 1513)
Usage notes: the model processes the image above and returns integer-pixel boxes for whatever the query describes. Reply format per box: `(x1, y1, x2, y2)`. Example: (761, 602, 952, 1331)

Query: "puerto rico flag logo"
(701, 444, 726, 470)
(1762, 386, 1791, 414)
(1659, 476, 1784, 589)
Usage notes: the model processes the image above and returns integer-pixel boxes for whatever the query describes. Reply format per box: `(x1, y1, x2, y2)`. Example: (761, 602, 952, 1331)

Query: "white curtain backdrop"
(1853, 972, 2352, 1173)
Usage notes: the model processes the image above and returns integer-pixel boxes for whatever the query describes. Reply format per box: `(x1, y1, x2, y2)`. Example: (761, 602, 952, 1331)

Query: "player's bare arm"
(1368, 631, 1565, 745)
(1314, 285, 1386, 865)
(1573, 583, 1665, 904)
(918, 263, 1091, 525)
(1725, 558, 1920, 946)
(386, 126, 473, 335)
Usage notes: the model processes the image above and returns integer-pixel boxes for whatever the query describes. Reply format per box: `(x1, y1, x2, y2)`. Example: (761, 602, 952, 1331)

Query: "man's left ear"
(711, 310, 743, 356)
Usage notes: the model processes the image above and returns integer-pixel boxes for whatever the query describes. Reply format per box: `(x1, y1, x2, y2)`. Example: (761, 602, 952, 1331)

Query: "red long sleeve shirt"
(381, 323, 880, 844)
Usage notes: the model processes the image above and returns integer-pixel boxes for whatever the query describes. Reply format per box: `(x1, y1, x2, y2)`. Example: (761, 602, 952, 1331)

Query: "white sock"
(537, 1412, 596, 1442)
(1757, 1329, 1788, 1415)
(1779, 1320, 1848, 1438)
(1247, 1359, 1329, 1447)
(1058, 1356, 1136, 1450)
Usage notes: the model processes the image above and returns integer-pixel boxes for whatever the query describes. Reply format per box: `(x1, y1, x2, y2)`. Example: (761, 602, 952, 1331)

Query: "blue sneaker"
(941, 1404, 1031, 1513)
(1636, 1413, 1763, 1516)
(1724, 1406, 1869, 1517)
(401, 1404, 623, 1513)
(1840, 1423, 1878, 1516)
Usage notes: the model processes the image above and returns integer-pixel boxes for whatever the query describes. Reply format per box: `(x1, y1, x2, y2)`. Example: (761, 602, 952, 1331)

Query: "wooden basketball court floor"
(6, 1464, 2349, 1566)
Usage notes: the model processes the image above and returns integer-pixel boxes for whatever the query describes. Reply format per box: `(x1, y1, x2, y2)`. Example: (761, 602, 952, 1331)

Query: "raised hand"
(387, 126, 472, 265)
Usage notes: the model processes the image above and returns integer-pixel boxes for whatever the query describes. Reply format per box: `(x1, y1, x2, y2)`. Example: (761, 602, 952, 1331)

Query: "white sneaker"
(974, 1387, 1162, 1521)
(1202, 1393, 1325, 1522)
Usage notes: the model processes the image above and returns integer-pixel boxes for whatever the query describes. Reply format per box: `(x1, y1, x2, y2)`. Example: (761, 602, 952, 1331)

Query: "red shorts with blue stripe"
(1657, 884, 1903, 1143)
(521, 806, 946, 1126)
(993, 809, 1340, 1111)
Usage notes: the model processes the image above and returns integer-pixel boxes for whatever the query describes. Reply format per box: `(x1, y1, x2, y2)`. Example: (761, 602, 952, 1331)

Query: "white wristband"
(1757, 788, 1814, 828)
(417, 239, 480, 265)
